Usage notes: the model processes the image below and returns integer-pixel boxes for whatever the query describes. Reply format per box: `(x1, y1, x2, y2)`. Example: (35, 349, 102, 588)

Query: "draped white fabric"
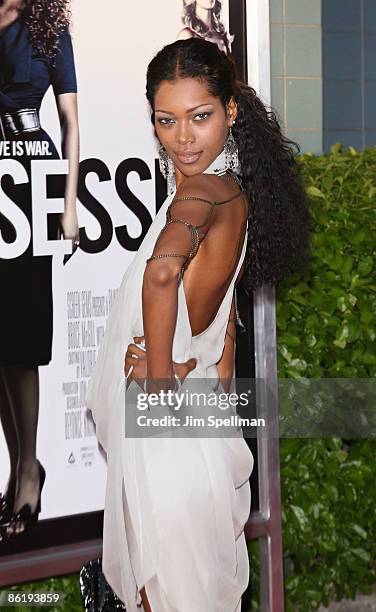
(86, 151, 254, 611)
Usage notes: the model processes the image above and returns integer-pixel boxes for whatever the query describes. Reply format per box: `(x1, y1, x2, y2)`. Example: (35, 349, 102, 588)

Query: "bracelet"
(143, 373, 182, 394)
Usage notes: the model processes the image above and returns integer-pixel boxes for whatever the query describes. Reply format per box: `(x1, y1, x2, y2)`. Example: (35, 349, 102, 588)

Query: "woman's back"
(180, 172, 248, 337)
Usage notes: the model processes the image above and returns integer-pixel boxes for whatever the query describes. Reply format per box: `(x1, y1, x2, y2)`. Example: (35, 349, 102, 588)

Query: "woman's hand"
(124, 336, 197, 392)
(59, 207, 79, 244)
(124, 338, 147, 391)
(173, 357, 198, 385)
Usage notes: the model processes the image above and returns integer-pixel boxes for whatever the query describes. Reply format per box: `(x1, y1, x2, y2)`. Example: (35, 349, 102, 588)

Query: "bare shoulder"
(175, 173, 240, 204)
(176, 27, 193, 40)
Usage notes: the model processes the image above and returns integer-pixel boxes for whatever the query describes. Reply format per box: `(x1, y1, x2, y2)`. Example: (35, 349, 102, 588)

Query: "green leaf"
(278, 344, 292, 361)
(290, 505, 310, 531)
(344, 484, 357, 503)
(359, 303, 374, 325)
(350, 523, 368, 540)
(351, 548, 371, 563)
(306, 332, 317, 348)
(330, 142, 342, 154)
(333, 324, 349, 349)
(322, 483, 339, 502)
(289, 358, 308, 372)
(352, 230, 367, 245)
(278, 335, 302, 347)
(307, 185, 326, 199)
(357, 256, 374, 277)
(318, 535, 337, 553)
(334, 449, 348, 462)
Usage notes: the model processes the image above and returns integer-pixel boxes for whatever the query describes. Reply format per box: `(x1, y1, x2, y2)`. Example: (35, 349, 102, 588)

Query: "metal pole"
(253, 285, 285, 611)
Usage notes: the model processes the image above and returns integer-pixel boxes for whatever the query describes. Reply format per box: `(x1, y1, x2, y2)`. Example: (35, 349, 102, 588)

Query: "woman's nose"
(176, 121, 194, 145)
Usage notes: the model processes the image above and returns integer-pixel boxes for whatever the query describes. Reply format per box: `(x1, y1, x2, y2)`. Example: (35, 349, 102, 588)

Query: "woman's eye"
(194, 112, 211, 121)
(158, 118, 175, 125)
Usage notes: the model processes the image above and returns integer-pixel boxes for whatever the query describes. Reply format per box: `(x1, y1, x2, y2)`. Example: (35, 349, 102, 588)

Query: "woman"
(177, 0, 234, 55)
(86, 39, 311, 611)
(0, 0, 79, 539)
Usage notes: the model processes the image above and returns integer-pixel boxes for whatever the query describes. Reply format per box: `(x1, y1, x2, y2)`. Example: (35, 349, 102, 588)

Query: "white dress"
(86, 152, 254, 612)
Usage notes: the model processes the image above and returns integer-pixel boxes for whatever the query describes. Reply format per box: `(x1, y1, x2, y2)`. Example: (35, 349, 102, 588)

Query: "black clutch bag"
(79, 558, 127, 611)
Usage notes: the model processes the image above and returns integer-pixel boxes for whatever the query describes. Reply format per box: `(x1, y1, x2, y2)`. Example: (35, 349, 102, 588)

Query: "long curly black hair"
(23, 0, 71, 59)
(146, 38, 313, 292)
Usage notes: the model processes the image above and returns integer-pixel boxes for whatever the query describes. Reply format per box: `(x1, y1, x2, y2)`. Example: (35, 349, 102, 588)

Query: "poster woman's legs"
(0, 368, 18, 512)
(0, 365, 43, 535)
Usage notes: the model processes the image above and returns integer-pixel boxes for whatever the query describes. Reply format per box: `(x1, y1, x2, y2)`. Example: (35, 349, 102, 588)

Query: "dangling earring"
(158, 144, 176, 194)
(224, 122, 241, 174)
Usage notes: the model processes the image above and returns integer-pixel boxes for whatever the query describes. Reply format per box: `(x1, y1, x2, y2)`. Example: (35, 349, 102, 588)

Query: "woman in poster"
(177, 0, 234, 55)
(0, 0, 79, 539)
(86, 39, 311, 611)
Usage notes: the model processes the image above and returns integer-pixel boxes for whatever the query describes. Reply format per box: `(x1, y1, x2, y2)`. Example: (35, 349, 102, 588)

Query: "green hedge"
(247, 144, 376, 611)
(2, 145, 376, 612)
(278, 143, 376, 380)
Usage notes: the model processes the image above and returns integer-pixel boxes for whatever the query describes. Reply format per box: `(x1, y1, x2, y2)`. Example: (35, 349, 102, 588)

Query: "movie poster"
(0, 0, 231, 540)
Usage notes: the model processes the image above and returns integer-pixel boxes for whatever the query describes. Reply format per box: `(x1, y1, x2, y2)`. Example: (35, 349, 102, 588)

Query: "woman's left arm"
(56, 92, 79, 241)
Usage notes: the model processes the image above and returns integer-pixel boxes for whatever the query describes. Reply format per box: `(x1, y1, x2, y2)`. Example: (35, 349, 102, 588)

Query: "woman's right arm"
(142, 175, 218, 392)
